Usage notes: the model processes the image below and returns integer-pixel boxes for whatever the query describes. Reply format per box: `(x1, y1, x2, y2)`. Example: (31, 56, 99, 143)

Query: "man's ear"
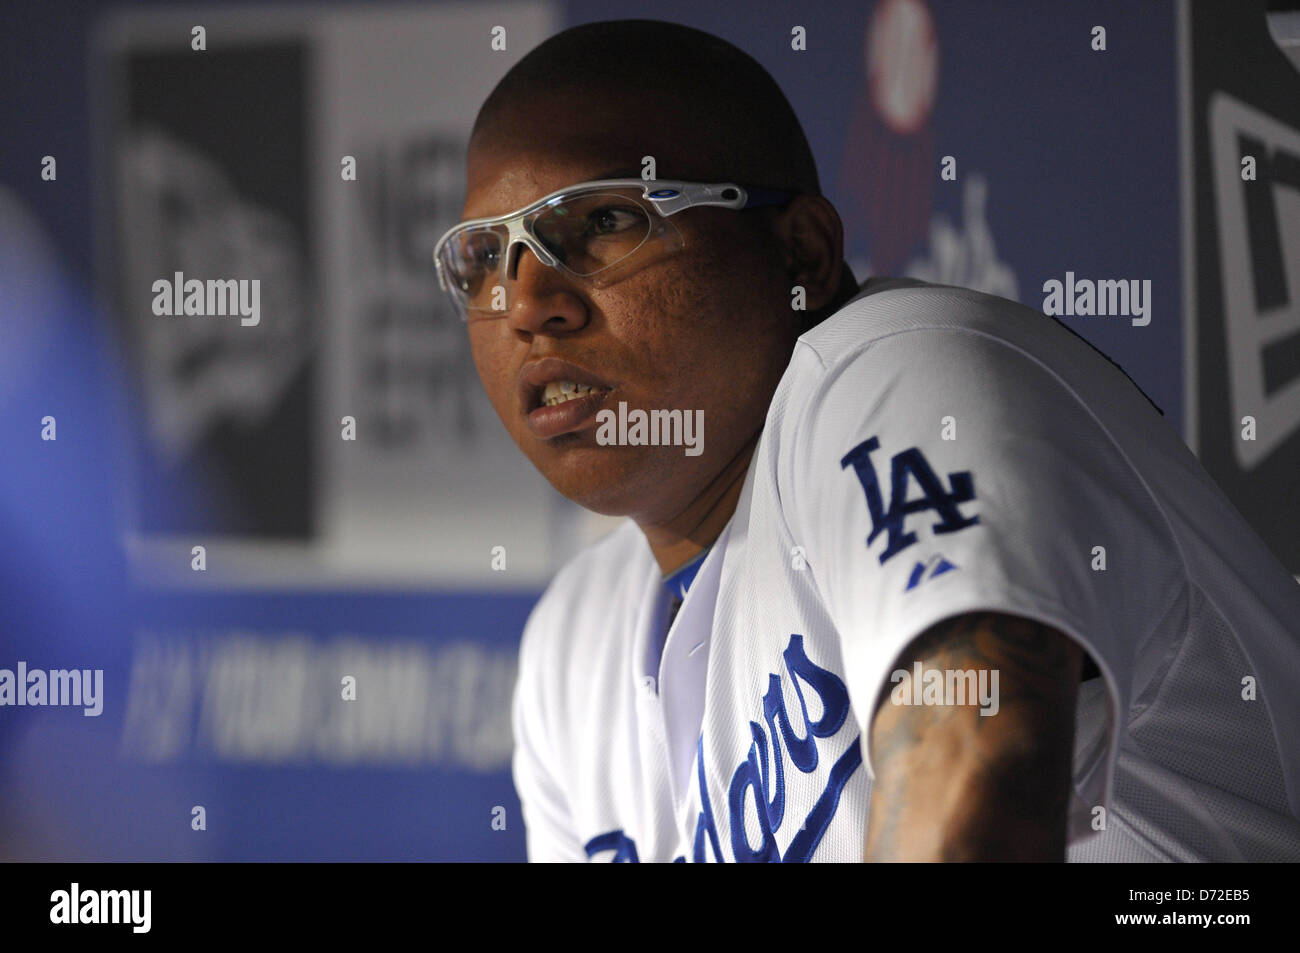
(770, 195, 845, 314)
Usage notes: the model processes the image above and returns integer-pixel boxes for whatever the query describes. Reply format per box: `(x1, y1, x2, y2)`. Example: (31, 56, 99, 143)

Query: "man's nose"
(504, 239, 589, 334)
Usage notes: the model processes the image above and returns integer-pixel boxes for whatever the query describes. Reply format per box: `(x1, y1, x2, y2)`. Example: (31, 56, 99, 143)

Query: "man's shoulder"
(785, 277, 1158, 421)
(797, 276, 1053, 371)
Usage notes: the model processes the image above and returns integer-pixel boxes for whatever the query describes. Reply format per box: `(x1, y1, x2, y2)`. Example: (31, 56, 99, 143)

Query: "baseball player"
(435, 20, 1300, 861)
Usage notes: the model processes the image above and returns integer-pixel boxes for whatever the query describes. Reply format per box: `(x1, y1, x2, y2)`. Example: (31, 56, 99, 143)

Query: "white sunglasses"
(433, 178, 796, 322)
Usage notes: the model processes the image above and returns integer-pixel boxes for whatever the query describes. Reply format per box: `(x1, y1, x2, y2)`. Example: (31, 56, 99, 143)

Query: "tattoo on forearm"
(864, 612, 1084, 862)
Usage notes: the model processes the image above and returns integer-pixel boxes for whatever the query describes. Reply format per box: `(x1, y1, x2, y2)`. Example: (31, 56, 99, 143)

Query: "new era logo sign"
(1208, 92, 1300, 468)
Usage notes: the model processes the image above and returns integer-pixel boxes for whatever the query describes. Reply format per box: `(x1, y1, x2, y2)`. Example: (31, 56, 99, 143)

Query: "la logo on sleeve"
(840, 435, 979, 564)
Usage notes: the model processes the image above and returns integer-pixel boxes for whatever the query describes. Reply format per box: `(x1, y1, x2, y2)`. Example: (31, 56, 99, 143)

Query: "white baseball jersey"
(511, 277, 1300, 862)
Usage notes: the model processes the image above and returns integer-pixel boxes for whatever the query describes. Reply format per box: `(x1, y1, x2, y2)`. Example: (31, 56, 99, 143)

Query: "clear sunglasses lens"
(441, 226, 507, 316)
(533, 192, 653, 276)
(438, 188, 664, 321)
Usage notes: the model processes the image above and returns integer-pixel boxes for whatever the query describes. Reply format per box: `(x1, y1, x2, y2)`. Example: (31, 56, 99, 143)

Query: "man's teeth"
(542, 380, 608, 406)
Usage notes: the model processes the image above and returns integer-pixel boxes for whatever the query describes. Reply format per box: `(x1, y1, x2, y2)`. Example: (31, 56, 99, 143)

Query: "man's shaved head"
(459, 19, 854, 572)
(471, 19, 821, 197)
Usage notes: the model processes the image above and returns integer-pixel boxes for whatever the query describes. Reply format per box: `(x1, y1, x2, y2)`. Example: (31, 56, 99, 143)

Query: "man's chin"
(535, 445, 664, 518)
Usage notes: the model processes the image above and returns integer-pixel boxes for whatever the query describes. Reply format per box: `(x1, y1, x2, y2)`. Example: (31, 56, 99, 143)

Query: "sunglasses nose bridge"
(499, 234, 551, 282)
(502, 218, 558, 280)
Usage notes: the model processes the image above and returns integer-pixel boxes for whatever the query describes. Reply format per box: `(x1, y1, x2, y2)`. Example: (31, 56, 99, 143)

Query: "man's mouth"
(527, 385, 614, 439)
(517, 357, 617, 440)
(541, 380, 612, 407)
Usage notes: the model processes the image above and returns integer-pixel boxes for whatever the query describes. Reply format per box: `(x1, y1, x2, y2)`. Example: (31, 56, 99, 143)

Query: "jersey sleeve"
(782, 325, 1178, 844)
(511, 598, 587, 862)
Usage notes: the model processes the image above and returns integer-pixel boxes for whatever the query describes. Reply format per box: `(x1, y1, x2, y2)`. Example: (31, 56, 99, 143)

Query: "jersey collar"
(663, 545, 712, 601)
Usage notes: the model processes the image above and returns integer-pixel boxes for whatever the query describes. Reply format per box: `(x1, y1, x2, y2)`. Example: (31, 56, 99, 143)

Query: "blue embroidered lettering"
(584, 829, 639, 862)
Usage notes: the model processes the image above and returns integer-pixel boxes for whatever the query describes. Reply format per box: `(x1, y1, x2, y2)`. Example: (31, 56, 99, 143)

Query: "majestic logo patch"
(905, 553, 959, 591)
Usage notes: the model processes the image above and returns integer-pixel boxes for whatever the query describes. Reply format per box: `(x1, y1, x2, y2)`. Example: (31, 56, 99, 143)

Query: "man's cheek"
(468, 348, 509, 408)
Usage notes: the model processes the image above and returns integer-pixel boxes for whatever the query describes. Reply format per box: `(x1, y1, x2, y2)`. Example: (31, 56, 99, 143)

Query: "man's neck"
(636, 429, 761, 577)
